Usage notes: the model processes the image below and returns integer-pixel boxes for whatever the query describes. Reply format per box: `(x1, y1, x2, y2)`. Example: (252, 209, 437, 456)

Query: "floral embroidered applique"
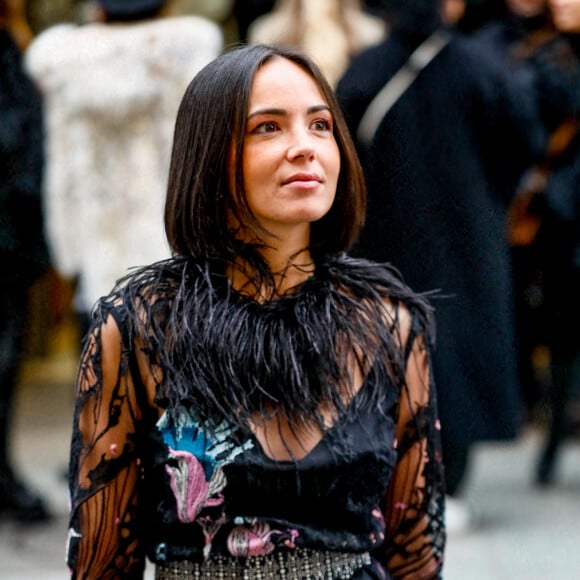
(227, 519, 300, 557)
(157, 409, 253, 525)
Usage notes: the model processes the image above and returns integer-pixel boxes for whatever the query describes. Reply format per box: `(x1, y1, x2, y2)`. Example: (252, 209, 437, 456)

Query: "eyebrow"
(247, 104, 331, 120)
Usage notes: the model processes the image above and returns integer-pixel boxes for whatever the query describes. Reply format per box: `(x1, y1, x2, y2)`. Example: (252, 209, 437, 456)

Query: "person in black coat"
(472, 0, 561, 432)
(473, 0, 580, 485)
(0, 17, 50, 522)
(532, 0, 580, 484)
(336, 0, 546, 524)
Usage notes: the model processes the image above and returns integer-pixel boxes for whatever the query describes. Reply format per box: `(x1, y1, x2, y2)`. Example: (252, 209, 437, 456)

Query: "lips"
(281, 172, 322, 186)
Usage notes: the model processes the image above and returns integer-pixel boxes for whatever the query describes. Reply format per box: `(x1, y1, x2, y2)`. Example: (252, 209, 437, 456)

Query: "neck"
(227, 221, 316, 298)
(228, 245, 315, 300)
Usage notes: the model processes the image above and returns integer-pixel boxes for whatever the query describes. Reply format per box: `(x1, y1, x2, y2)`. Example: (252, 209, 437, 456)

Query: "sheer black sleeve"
(378, 306, 446, 579)
(67, 304, 149, 579)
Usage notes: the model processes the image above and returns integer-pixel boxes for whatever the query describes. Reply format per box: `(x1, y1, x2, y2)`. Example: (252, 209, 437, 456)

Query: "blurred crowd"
(0, 0, 578, 543)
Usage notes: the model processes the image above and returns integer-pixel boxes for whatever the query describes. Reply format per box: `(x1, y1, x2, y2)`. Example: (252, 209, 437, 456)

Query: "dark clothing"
(0, 288, 27, 467)
(472, 12, 561, 414)
(0, 29, 50, 522)
(0, 30, 48, 291)
(336, 29, 545, 457)
(475, 18, 580, 482)
(67, 255, 445, 578)
(0, 28, 48, 450)
(532, 37, 580, 481)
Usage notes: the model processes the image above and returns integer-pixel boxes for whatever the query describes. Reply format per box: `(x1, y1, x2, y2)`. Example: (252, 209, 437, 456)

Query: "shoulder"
(325, 253, 414, 295)
(322, 256, 434, 374)
(324, 254, 435, 333)
(93, 258, 190, 328)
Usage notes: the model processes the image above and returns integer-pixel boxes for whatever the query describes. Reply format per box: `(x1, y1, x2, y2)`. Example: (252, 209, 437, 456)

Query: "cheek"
(328, 144, 341, 186)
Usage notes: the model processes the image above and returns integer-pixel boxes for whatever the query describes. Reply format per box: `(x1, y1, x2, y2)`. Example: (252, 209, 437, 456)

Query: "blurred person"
(457, 0, 504, 31)
(474, 0, 557, 426)
(24, 0, 223, 340)
(25, 0, 80, 35)
(233, 0, 275, 42)
(246, 0, 386, 88)
(66, 43, 446, 579)
(0, 0, 51, 522)
(549, 0, 580, 32)
(169, 0, 238, 44)
(530, 0, 580, 484)
(171, 0, 233, 20)
(476, 0, 580, 484)
(336, 0, 546, 532)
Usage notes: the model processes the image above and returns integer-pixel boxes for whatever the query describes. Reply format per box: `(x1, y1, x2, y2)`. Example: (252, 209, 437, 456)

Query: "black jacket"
(336, 28, 546, 446)
(0, 29, 49, 289)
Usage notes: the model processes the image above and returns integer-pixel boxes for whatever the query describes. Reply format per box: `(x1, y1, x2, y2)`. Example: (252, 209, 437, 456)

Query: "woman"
(66, 43, 445, 579)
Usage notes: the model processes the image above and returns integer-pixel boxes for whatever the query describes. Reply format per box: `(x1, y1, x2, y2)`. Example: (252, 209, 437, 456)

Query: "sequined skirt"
(155, 548, 372, 579)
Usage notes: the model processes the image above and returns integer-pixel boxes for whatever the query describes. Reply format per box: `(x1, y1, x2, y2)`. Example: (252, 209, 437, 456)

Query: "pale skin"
(228, 56, 340, 296)
(548, 0, 580, 32)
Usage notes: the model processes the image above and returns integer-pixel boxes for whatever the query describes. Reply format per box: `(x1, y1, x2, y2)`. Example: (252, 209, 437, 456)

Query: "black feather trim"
(102, 253, 435, 435)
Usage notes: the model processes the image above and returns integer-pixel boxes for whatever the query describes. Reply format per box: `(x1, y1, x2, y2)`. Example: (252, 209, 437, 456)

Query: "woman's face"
(548, 0, 580, 32)
(232, 56, 340, 242)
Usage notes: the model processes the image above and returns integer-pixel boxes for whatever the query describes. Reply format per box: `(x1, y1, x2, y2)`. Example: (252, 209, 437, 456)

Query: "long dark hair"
(164, 43, 367, 269)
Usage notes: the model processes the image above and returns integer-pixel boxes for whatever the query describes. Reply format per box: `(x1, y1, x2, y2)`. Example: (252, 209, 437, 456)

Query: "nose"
(286, 131, 315, 161)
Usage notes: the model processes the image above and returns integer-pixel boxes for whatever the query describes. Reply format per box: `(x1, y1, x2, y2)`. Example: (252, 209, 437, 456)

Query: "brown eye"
(311, 119, 332, 132)
(252, 121, 278, 134)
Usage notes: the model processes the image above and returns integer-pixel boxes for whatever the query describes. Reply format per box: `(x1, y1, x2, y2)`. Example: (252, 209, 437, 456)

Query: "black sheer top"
(66, 254, 445, 579)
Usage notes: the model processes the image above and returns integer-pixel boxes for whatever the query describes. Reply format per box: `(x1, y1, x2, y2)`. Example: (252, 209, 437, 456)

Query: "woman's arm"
(67, 308, 147, 579)
(379, 307, 446, 579)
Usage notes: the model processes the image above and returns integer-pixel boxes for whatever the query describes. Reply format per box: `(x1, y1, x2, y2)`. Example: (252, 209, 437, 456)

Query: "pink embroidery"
(199, 514, 226, 560)
(109, 443, 118, 456)
(435, 419, 441, 430)
(115, 517, 121, 525)
(165, 448, 225, 524)
(227, 523, 299, 557)
(394, 501, 408, 510)
(393, 438, 398, 449)
(227, 522, 277, 557)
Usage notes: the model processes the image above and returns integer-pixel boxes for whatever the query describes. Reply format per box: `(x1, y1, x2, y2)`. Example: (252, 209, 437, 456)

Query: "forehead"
(249, 56, 328, 108)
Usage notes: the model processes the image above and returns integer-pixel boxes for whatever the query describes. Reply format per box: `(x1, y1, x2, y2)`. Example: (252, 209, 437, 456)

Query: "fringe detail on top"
(101, 253, 435, 436)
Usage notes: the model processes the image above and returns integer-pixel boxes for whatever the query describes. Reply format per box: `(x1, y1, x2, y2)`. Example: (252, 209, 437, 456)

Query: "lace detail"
(66, 255, 445, 579)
